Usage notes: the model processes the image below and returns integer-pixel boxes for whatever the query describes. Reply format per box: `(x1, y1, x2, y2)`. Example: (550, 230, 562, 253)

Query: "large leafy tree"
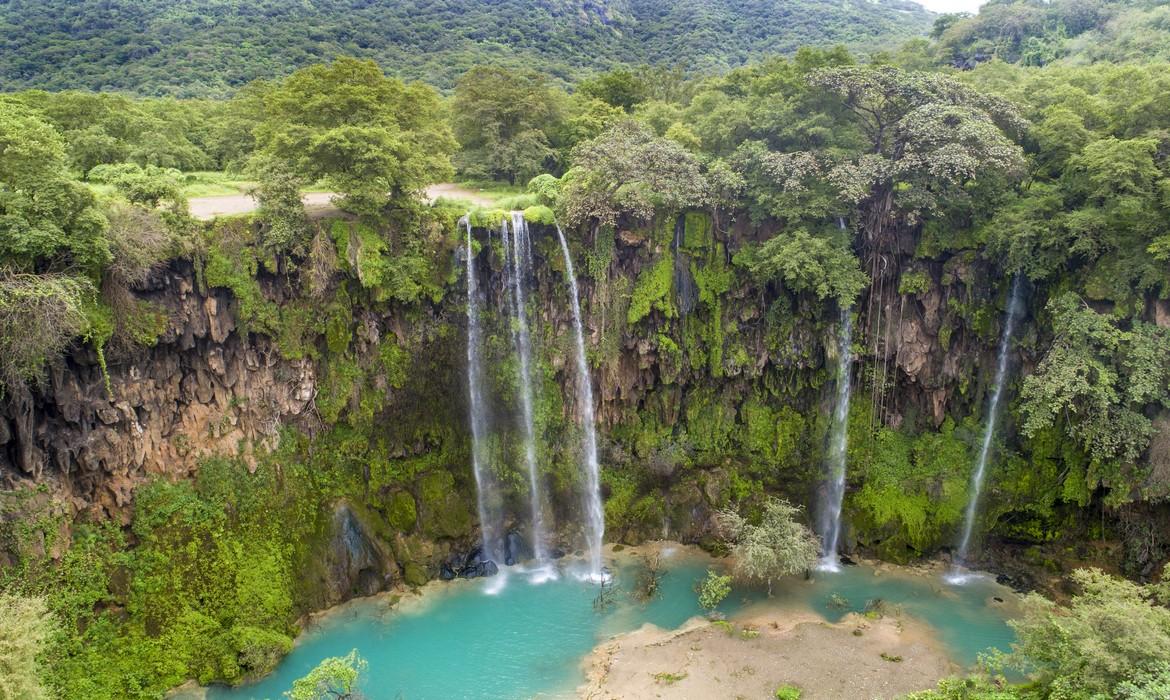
(1019, 293, 1170, 472)
(558, 120, 709, 228)
(451, 66, 563, 184)
(253, 58, 455, 216)
(0, 102, 109, 273)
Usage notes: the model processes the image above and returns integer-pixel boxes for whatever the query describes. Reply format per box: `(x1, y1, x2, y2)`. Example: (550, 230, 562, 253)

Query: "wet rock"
(504, 531, 529, 566)
(317, 502, 396, 606)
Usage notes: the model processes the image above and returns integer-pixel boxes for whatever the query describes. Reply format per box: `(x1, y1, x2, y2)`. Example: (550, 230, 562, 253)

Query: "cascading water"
(463, 217, 504, 567)
(555, 226, 606, 580)
(505, 213, 550, 567)
(949, 275, 1024, 581)
(817, 307, 854, 572)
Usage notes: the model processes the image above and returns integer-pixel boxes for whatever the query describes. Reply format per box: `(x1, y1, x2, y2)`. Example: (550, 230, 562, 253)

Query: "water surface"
(208, 553, 1015, 699)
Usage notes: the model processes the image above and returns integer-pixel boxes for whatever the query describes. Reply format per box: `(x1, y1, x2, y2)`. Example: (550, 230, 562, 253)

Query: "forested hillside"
(0, 0, 933, 96)
(935, 0, 1170, 67)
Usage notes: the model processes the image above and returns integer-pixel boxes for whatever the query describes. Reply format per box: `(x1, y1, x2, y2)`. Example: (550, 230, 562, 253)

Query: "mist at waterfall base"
(948, 275, 1025, 584)
(207, 557, 1016, 700)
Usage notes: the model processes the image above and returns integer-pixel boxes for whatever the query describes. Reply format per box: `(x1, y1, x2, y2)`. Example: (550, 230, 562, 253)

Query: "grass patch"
(652, 671, 688, 685)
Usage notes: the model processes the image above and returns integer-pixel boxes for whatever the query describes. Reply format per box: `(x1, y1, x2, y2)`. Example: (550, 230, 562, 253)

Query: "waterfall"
(504, 213, 550, 565)
(817, 307, 854, 572)
(554, 226, 606, 580)
(463, 216, 503, 564)
(951, 275, 1024, 576)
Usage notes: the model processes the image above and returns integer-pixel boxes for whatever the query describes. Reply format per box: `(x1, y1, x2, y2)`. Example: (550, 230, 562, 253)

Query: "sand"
(579, 605, 956, 700)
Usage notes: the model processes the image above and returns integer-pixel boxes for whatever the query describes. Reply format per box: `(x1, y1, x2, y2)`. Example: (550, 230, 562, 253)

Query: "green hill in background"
(0, 0, 934, 96)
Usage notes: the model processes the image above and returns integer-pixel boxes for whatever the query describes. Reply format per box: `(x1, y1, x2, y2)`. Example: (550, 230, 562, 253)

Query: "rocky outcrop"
(312, 502, 398, 606)
(0, 262, 317, 521)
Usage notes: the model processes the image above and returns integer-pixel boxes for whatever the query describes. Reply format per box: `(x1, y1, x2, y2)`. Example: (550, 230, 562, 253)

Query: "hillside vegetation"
(0, 0, 933, 96)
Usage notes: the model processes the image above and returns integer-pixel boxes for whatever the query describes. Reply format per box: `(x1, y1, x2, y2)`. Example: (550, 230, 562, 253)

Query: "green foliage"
(0, 1, 933, 96)
(0, 593, 54, 700)
(736, 229, 867, 305)
(775, 684, 803, 700)
(252, 57, 455, 214)
(717, 497, 820, 593)
(1019, 294, 1170, 471)
(1006, 567, 1170, 699)
(560, 121, 710, 228)
(286, 649, 366, 700)
(452, 67, 561, 184)
(696, 569, 732, 613)
(627, 254, 676, 325)
(850, 419, 972, 555)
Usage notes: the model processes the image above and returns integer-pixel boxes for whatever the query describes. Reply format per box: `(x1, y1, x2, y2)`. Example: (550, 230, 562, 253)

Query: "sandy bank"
(580, 605, 956, 699)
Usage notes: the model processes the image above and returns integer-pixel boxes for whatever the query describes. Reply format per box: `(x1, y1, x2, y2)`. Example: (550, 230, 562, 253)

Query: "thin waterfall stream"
(949, 275, 1024, 581)
(818, 307, 854, 571)
(463, 216, 503, 565)
(504, 213, 550, 568)
(555, 225, 606, 580)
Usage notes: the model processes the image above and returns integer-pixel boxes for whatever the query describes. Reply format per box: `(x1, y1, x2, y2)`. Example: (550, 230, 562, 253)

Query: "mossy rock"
(468, 208, 509, 229)
(522, 205, 556, 225)
(386, 490, 417, 532)
(417, 471, 472, 539)
(402, 561, 428, 587)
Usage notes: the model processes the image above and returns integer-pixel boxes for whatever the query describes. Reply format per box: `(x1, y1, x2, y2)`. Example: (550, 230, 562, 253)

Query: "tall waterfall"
(504, 213, 549, 565)
(952, 275, 1024, 574)
(555, 226, 606, 580)
(818, 307, 854, 571)
(463, 217, 503, 563)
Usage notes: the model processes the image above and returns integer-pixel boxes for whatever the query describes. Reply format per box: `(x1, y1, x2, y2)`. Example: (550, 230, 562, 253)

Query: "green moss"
(402, 561, 428, 587)
(386, 491, 417, 532)
(627, 255, 676, 325)
(417, 471, 472, 539)
(682, 211, 712, 251)
(521, 205, 556, 225)
(467, 208, 509, 229)
(898, 269, 932, 296)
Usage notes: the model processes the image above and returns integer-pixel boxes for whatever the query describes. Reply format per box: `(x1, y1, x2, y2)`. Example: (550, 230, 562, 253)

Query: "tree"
(253, 58, 455, 215)
(1019, 293, 1170, 467)
(716, 497, 820, 595)
(577, 68, 648, 112)
(0, 102, 109, 274)
(286, 650, 366, 700)
(0, 594, 55, 700)
(451, 66, 563, 184)
(559, 120, 709, 228)
(735, 228, 868, 306)
(1006, 567, 1170, 698)
(696, 569, 732, 615)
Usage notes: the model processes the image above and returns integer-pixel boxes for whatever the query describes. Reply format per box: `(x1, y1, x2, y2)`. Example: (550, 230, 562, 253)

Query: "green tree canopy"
(451, 66, 564, 184)
(253, 57, 455, 215)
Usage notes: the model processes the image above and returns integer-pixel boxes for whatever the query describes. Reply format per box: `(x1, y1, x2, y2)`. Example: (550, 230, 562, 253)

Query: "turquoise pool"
(207, 552, 1016, 699)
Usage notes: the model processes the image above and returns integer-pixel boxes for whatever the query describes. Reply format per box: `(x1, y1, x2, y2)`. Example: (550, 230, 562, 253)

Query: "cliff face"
(0, 262, 317, 521)
(0, 211, 1157, 582)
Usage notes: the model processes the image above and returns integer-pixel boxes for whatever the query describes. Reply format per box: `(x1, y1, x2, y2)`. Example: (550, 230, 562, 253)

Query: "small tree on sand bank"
(717, 497, 819, 595)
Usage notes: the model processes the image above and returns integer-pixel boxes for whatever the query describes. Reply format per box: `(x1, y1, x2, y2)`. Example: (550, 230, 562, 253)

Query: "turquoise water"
(775, 566, 1018, 668)
(208, 555, 1016, 700)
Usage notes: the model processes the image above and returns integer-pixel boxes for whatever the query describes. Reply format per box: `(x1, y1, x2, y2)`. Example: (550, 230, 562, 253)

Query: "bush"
(775, 684, 803, 700)
(697, 568, 732, 613)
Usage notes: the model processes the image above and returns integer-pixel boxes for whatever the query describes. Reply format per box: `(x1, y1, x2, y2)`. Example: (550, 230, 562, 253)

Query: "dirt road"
(187, 184, 497, 220)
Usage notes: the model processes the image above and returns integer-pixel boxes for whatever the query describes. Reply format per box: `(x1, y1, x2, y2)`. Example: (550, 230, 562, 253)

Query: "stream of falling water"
(463, 216, 503, 564)
(505, 213, 550, 568)
(554, 226, 606, 580)
(949, 275, 1024, 581)
(818, 307, 854, 571)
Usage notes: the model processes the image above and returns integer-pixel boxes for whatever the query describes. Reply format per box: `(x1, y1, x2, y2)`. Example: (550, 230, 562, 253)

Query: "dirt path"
(187, 184, 497, 220)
